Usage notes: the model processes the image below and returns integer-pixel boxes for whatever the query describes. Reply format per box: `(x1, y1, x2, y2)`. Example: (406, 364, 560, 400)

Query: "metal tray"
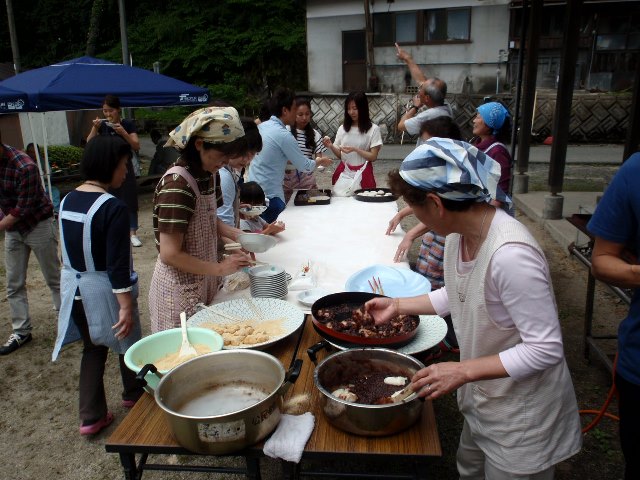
(294, 189, 332, 206)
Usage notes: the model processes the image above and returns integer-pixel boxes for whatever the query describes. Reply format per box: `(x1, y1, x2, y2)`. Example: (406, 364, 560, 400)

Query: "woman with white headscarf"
(366, 138, 581, 479)
(149, 106, 253, 332)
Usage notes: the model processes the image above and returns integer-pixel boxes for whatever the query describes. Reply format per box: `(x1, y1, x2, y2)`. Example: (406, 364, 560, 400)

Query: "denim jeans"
(4, 218, 61, 335)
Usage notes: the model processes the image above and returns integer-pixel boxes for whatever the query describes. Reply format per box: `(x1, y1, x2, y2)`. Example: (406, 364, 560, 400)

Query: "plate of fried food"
(187, 297, 305, 350)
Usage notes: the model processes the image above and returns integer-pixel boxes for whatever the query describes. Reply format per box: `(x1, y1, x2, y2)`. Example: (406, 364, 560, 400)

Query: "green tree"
(1, 0, 308, 109)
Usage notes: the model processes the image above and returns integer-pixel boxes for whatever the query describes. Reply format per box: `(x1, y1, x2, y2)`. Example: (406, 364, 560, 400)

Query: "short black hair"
(239, 181, 266, 205)
(272, 88, 295, 119)
(81, 136, 132, 183)
(103, 94, 121, 110)
(419, 116, 462, 140)
(241, 118, 262, 153)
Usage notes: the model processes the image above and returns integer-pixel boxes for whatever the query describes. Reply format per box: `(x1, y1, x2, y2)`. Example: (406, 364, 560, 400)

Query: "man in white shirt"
(396, 43, 452, 139)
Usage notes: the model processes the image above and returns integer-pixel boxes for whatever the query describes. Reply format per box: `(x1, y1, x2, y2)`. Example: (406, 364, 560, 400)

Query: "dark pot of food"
(154, 350, 301, 454)
(311, 292, 420, 347)
(313, 348, 424, 436)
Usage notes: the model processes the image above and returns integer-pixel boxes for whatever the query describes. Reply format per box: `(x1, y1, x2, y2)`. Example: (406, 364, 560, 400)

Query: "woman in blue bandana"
(366, 138, 581, 479)
(471, 102, 512, 212)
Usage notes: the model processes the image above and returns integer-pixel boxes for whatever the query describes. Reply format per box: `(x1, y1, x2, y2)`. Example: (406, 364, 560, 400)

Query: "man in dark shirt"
(0, 134, 61, 354)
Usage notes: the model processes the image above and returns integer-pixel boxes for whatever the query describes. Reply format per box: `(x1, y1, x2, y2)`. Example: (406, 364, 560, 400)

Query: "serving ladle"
(178, 311, 197, 358)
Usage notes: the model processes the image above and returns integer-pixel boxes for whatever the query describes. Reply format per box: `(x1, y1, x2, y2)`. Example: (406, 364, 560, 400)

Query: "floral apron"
(149, 166, 219, 332)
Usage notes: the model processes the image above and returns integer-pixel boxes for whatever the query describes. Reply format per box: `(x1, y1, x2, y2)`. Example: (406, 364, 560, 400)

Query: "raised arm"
(396, 43, 427, 85)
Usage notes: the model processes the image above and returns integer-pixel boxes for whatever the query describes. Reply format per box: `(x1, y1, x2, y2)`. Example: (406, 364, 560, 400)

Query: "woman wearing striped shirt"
(283, 97, 331, 202)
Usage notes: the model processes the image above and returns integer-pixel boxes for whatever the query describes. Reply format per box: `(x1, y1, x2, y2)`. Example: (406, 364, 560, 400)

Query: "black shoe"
(0, 333, 32, 355)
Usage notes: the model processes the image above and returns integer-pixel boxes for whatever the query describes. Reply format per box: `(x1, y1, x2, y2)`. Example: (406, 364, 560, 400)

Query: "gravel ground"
(0, 155, 625, 479)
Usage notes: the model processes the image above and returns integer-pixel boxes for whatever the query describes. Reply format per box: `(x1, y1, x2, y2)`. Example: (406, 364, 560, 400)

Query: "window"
(424, 8, 470, 42)
(373, 7, 470, 46)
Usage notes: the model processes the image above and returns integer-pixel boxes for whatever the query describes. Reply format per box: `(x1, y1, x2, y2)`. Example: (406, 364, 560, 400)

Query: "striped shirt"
(415, 231, 446, 290)
(152, 159, 222, 249)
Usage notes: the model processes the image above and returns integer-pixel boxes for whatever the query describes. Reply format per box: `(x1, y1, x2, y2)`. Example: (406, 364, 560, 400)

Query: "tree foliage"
(1, 0, 307, 109)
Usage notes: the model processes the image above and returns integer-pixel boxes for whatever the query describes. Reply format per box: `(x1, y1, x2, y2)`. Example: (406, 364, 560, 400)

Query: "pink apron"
(149, 166, 219, 332)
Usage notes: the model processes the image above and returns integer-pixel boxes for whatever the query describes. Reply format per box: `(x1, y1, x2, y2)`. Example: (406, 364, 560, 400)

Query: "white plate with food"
(297, 288, 330, 307)
(187, 297, 305, 350)
(239, 205, 267, 217)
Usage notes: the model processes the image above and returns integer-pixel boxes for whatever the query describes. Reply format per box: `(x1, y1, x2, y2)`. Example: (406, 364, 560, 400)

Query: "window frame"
(372, 7, 472, 47)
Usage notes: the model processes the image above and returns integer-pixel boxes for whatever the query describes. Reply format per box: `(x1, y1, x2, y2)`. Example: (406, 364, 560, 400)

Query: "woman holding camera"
(87, 94, 143, 247)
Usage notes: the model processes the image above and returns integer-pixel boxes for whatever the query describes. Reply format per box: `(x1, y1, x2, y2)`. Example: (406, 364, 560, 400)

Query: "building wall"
(19, 111, 70, 148)
(306, 1, 511, 94)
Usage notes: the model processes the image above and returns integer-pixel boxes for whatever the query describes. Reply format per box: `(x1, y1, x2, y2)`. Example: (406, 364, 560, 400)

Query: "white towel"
(263, 412, 315, 463)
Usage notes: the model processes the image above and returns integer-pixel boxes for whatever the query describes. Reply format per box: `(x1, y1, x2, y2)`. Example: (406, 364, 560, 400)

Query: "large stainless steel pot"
(151, 350, 301, 454)
(313, 348, 424, 436)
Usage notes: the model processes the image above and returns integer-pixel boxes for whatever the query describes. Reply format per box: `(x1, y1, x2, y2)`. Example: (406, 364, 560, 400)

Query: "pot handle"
(135, 363, 162, 388)
(278, 359, 303, 396)
(307, 340, 329, 364)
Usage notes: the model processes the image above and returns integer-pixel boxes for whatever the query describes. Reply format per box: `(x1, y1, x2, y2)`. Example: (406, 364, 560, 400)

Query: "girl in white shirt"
(323, 91, 382, 190)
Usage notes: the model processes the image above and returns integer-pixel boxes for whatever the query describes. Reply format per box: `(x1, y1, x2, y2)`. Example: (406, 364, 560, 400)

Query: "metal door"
(342, 30, 367, 92)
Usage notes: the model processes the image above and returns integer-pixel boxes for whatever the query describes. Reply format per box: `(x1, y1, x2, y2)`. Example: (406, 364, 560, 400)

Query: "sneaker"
(130, 235, 143, 247)
(0, 333, 32, 355)
(121, 399, 137, 408)
(79, 411, 114, 436)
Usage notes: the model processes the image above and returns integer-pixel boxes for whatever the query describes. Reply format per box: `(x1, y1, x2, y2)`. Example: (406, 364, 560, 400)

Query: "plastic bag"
(222, 270, 250, 293)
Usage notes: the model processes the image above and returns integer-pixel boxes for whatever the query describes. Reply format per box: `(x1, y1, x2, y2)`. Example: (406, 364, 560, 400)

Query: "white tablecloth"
(216, 195, 410, 312)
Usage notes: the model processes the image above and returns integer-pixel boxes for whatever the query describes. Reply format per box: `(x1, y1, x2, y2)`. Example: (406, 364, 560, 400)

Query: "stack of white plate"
(249, 265, 288, 299)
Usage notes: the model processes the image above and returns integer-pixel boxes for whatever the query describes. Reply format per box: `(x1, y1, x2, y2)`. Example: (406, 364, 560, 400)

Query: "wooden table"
(106, 316, 442, 479)
(105, 331, 303, 480)
(283, 317, 442, 479)
(106, 196, 441, 478)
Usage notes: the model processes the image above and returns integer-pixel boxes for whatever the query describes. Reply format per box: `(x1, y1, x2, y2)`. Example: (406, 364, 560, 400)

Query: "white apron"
(52, 193, 141, 360)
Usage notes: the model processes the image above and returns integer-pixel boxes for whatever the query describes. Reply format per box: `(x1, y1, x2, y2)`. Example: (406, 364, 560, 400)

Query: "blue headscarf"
(477, 102, 510, 136)
(399, 138, 512, 207)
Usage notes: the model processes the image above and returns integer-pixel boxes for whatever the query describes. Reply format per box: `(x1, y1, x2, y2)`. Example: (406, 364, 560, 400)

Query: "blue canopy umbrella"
(0, 56, 209, 196)
(0, 56, 209, 111)
(0, 85, 28, 113)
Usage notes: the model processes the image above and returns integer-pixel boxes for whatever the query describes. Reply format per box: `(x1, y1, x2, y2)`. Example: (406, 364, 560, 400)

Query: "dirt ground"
(0, 157, 627, 479)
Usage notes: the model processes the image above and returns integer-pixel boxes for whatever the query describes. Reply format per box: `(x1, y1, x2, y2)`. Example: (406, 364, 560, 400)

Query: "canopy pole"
(26, 112, 46, 190)
(40, 113, 53, 200)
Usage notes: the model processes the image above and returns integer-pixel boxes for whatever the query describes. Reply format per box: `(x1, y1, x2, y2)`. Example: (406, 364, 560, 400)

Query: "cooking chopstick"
(244, 296, 267, 322)
(377, 277, 385, 295)
(368, 279, 376, 293)
(206, 306, 246, 323)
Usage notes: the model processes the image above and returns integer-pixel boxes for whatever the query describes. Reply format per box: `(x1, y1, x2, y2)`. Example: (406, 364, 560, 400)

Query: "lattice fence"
(309, 91, 631, 144)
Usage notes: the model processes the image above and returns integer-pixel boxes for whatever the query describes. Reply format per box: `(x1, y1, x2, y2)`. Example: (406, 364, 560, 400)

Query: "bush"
(37, 145, 84, 173)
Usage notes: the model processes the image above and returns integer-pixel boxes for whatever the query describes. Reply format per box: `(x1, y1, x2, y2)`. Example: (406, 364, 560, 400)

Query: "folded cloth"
(263, 412, 315, 463)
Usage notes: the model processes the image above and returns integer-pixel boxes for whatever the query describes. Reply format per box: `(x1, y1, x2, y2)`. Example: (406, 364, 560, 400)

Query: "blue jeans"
(260, 197, 286, 224)
(5, 218, 61, 335)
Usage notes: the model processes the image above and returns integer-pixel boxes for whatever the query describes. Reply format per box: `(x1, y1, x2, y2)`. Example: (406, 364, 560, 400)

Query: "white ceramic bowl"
(239, 205, 267, 218)
(238, 233, 277, 253)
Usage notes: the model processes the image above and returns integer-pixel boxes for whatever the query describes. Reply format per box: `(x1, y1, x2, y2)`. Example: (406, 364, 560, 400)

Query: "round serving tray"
(353, 188, 397, 202)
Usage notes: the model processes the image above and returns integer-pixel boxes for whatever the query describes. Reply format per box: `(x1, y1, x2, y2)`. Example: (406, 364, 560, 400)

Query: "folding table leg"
(117, 452, 139, 480)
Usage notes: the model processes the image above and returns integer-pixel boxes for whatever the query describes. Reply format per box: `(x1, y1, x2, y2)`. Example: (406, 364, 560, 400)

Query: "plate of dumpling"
(353, 188, 397, 203)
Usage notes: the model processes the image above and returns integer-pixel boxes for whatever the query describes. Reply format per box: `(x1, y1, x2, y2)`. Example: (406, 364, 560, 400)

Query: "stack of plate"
(249, 265, 288, 299)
